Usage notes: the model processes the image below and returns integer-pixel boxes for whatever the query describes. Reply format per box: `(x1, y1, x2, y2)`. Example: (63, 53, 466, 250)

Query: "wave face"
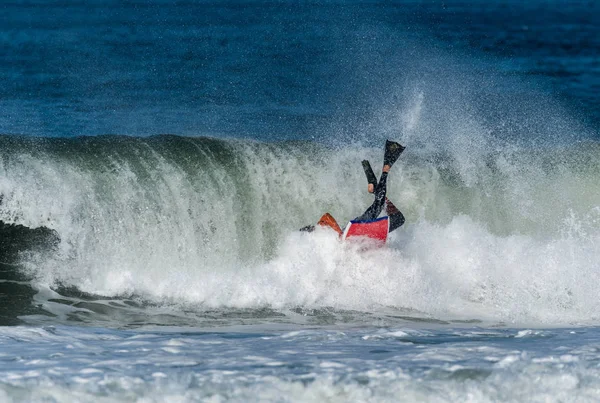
(1, 135, 599, 325)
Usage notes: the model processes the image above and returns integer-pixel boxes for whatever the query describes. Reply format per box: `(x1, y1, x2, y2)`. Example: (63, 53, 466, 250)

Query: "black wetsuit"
(354, 172, 405, 232)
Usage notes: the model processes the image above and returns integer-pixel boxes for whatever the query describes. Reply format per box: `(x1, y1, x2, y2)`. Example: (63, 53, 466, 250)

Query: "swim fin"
(383, 140, 405, 167)
(361, 160, 377, 187)
(318, 213, 342, 235)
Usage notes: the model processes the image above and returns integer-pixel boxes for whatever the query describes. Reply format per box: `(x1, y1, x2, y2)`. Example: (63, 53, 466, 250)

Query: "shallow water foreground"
(1, 324, 599, 402)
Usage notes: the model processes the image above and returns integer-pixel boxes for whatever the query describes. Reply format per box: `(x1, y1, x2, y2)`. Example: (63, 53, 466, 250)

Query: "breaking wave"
(1, 134, 599, 326)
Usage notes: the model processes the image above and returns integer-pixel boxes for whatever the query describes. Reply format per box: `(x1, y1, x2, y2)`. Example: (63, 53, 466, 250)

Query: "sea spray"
(1, 135, 599, 324)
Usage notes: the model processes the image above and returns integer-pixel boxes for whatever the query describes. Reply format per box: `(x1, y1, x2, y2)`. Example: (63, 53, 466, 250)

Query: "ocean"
(1, 0, 600, 401)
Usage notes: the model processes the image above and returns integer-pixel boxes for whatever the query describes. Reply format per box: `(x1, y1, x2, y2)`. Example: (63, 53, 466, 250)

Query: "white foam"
(1, 325, 599, 403)
(2, 139, 600, 326)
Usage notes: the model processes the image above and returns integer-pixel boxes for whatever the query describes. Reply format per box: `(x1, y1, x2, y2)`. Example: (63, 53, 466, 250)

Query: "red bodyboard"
(342, 216, 389, 243)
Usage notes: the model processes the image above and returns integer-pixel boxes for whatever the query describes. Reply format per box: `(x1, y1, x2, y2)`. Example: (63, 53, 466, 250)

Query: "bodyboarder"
(301, 140, 405, 238)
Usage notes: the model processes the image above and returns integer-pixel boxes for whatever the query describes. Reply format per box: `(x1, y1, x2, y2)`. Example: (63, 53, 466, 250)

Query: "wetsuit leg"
(354, 172, 388, 221)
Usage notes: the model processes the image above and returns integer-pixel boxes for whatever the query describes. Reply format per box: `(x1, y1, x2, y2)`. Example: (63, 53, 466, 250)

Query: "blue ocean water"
(1, 0, 598, 139)
(1, 0, 600, 401)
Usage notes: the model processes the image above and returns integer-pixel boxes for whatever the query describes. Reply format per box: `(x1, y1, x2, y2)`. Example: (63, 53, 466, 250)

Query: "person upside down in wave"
(301, 140, 406, 239)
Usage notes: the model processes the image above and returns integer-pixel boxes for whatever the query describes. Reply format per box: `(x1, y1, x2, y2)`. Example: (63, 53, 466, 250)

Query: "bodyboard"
(342, 216, 389, 243)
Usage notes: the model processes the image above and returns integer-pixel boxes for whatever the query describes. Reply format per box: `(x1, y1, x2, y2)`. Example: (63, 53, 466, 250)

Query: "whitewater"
(2, 120, 600, 402)
(1, 133, 600, 401)
(1, 134, 599, 323)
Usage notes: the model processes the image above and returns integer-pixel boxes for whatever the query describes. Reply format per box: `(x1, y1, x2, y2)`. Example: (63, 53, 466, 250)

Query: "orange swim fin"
(317, 213, 343, 235)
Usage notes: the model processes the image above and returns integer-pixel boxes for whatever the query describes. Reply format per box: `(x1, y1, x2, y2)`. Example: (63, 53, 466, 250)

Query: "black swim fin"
(361, 160, 377, 187)
(383, 140, 405, 167)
